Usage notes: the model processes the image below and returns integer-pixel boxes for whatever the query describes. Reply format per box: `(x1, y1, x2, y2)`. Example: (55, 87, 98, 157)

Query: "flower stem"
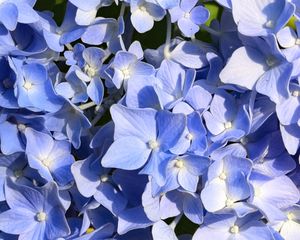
(164, 13, 172, 59)
(79, 101, 96, 110)
(169, 214, 182, 230)
(201, 24, 222, 37)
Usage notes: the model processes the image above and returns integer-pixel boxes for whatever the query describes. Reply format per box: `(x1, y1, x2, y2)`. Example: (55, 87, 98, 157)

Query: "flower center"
(219, 172, 227, 181)
(17, 123, 26, 132)
(184, 12, 190, 18)
(226, 198, 234, 207)
(174, 159, 185, 169)
(254, 186, 261, 197)
(139, 6, 147, 12)
(148, 140, 159, 150)
(224, 122, 232, 129)
(36, 212, 47, 222)
(23, 81, 33, 90)
(265, 20, 274, 28)
(40, 157, 52, 168)
(84, 64, 97, 78)
(230, 225, 239, 234)
(292, 91, 300, 97)
(257, 158, 265, 164)
(240, 137, 248, 145)
(266, 56, 278, 67)
(14, 169, 23, 179)
(100, 174, 109, 182)
(121, 67, 131, 80)
(185, 133, 193, 141)
(287, 212, 295, 221)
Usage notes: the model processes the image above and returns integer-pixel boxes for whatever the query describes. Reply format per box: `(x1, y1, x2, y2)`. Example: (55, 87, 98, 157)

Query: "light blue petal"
(201, 179, 227, 212)
(256, 62, 292, 104)
(71, 157, 100, 198)
(94, 183, 127, 215)
(131, 9, 154, 33)
(277, 27, 297, 48)
(171, 41, 207, 69)
(220, 46, 266, 89)
(102, 136, 151, 170)
(0, 209, 36, 234)
(45, 207, 70, 239)
(183, 194, 203, 224)
(117, 206, 153, 235)
(178, 168, 198, 192)
(87, 78, 104, 104)
(110, 104, 157, 142)
(5, 179, 44, 212)
(178, 18, 199, 37)
(157, 111, 186, 151)
(190, 6, 210, 25)
(15, 2, 39, 24)
(156, 0, 179, 9)
(0, 3, 18, 31)
(152, 221, 178, 240)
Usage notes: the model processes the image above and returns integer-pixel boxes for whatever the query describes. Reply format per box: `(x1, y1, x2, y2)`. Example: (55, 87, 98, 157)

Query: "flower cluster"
(0, 0, 299, 239)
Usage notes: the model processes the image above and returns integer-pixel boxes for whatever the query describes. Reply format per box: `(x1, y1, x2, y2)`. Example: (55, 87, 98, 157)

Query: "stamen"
(224, 122, 232, 129)
(139, 6, 147, 12)
(148, 140, 159, 150)
(184, 12, 190, 19)
(292, 91, 300, 97)
(219, 172, 227, 181)
(265, 20, 274, 28)
(14, 170, 23, 179)
(17, 124, 26, 132)
(186, 133, 193, 141)
(121, 67, 131, 79)
(287, 212, 295, 221)
(36, 212, 47, 222)
(230, 225, 239, 234)
(226, 198, 234, 207)
(84, 64, 97, 78)
(174, 159, 184, 169)
(23, 81, 33, 90)
(266, 56, 278, 67)
(100, 174, 109, 182)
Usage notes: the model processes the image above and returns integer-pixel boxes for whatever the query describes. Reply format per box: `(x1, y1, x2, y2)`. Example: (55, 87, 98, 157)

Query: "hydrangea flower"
(231, 0, 295, 37)
(0, 180, 70, 240)
(0, 0, 299, 239)
(0, 0, 39, 31)
(130, 0, 165, 33)
(169, 0, 209, 37)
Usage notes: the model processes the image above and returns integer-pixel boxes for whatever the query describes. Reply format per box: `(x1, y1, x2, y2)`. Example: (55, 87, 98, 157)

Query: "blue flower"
(231, 0, 295, 37)
(14, 62, 63, 112)
(102, 104, 186, 186)
(25, 128, 74, 186)
(69, 0, 114, 25)
(203, 90, 251, 143)
(0, 179, 70, 240)
(220, 36, 293, 104)
(201, 155, 252, 214)
(248, 173, 300, 222)
(130, 0, 165, 33)
(0, 110, 45, 155)
(71, 154, 127, 215)
(45, 100, 91, 149)
(109, 51, 155, 89)
(169, 0, 209, 37)
(0, 0, 39, 31)
(193, 213, 274, 240)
